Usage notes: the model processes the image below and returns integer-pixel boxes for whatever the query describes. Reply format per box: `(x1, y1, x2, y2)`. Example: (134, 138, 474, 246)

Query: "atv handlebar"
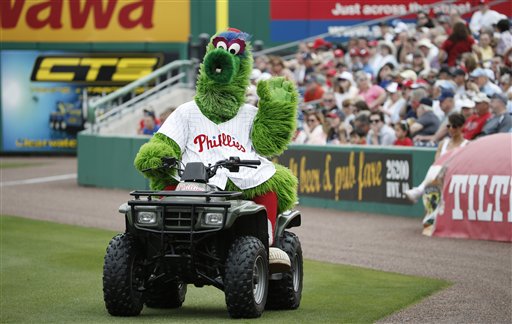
(142, 156, 261, 181)
(237, 160, 261, 166)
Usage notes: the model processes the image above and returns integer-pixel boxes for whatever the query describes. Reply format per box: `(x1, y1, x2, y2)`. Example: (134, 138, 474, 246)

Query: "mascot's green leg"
(226, 164, 298, 214)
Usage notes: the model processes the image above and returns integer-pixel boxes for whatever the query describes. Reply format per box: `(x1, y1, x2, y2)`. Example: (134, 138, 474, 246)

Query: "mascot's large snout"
(203, 48, 238, 84)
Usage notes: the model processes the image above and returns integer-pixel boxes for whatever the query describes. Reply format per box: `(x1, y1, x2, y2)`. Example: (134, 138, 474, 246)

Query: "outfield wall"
(77, 133, 435, 217)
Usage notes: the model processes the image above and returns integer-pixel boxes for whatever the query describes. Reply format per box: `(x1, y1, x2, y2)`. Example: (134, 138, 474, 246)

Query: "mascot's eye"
(212, 37, 228, 50)
(228, 43, 241, 55)
(216, 41, 227, 50)
(228, 39, 246, 55)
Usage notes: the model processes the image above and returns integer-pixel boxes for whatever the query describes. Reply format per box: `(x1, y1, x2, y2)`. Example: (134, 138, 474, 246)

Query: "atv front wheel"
(145, 281, 187, 308)
(224, 236, 269, 318)
(103, 233, 144, 316)
(266, 231, 303, 310)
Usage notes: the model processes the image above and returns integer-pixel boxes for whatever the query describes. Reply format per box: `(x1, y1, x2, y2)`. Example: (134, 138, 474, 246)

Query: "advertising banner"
(1, 0, 189, 42)
(431, 134, 512, 242)
(270, 0, 511, 41)
(0, 50, 177, 153)
(273, 148, 412, 204)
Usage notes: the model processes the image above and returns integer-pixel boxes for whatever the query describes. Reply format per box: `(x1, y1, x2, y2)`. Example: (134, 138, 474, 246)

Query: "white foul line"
(0, 173, 77, 187)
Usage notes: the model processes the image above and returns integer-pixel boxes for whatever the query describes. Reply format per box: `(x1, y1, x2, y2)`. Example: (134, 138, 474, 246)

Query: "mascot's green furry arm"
(134, 28, 298, 213)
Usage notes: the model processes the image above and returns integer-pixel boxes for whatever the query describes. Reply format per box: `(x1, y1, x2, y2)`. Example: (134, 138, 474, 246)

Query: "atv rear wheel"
(266, 231, 303, 310)
(224, 236, 269, 318)
(103, 233, 144, 316)
(145, 282, 187, 308)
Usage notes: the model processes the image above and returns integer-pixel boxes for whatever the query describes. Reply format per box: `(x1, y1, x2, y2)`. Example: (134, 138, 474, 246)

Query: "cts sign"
(30, 55, 160, 83)
(0, 0, 189, 42)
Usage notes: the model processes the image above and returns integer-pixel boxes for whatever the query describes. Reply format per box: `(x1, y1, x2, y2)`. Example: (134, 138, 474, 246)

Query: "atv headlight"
(204, 212, 224, 226)
(137, 211, 157, 224)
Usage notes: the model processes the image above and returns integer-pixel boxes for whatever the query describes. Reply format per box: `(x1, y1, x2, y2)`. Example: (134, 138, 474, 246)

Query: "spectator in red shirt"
(303, 74, 325, 103)
(440, 21, 477, 67)
(462, 92, 492, 139)
(393, 120, 413, 146)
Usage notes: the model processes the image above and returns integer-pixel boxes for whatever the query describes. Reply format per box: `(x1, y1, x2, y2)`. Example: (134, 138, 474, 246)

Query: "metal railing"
(86, 59, 196, 133)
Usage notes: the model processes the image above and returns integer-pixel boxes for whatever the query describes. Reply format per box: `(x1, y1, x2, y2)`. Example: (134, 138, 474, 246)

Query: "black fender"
(275, 210, 301, 240)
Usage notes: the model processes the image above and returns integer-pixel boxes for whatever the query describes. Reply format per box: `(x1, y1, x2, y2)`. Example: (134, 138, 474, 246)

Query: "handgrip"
(238, 160, 261, 165)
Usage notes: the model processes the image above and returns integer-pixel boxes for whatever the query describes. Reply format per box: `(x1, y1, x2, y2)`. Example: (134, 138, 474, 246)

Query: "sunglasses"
(370, 119, 381, 124)
(307, 119, 318, 123)
(446, 124, 458, 129)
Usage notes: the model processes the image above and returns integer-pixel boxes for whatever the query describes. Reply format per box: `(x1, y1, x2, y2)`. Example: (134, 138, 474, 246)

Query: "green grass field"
(0, 215, 449, 323)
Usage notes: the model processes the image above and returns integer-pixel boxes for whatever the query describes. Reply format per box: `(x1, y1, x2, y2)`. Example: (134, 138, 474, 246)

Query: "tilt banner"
(274, 148, 413, 204)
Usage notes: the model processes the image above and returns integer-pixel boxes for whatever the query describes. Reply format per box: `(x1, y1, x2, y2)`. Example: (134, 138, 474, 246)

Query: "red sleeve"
(468, 36, 475, 46)
(441, 39, 453, 52)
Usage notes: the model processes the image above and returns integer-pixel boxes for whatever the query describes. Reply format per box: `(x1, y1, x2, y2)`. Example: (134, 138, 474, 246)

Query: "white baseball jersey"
(158, 100, 276, 190)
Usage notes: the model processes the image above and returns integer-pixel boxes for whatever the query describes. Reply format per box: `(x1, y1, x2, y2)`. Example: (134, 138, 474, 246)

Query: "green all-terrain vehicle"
(103, 157, 303, 318)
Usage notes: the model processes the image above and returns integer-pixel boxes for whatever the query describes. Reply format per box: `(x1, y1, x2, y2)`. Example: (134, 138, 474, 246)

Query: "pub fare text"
(285, 152, 410, 201)
(449, 175, 512, 222)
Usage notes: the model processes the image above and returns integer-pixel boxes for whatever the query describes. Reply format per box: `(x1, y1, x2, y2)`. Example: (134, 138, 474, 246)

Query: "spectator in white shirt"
(381, 82, 406, 124)
(469, 0, 506, 36)
(496, 19, 512, 56)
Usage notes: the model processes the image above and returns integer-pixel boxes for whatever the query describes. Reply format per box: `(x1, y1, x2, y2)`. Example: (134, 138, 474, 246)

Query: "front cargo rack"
(130, 190, 243, 202)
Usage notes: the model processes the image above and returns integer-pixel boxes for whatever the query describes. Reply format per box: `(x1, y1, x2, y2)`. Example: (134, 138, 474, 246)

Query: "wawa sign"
(0, 0, 189, 42)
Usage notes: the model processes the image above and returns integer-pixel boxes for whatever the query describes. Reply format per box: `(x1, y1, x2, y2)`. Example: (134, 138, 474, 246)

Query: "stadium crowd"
(248, 0, 512, 147)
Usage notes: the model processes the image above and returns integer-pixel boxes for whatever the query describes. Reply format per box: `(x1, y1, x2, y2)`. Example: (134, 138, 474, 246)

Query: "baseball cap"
(491, 93, 507, 105)
(143, 108, 155, 117)
(473, 92, 490, 103)
(439, 66, 453, 76)
(417, 38, 433, 49)
(394, 21, 409, 34)
(326, 108, 345, 120)
(453, 68, 466, 77)
(386, 82, 399, 93)
(312, 38, 332, 50)
(359, 48, 370, 57)
(400, 69, 417, 82)
(419, 97, 433, 108)
(327, 68, 337, 77)
(411, 79, 430, 89)
(437, 89, 455, 101)
(402, 79, 414, 88)
(470, 68, 487, 78)
(457, 97, 475, 109)
(334, 49, 344, 57)
(337, 71, 354, 83)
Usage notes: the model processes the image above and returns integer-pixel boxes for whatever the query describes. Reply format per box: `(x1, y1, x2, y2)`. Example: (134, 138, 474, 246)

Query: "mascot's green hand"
(257, 77, 297, 104)
(134, 133, 181, 190)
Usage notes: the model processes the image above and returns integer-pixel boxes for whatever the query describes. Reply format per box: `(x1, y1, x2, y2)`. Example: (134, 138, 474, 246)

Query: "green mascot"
(134, 28, 298, 271)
